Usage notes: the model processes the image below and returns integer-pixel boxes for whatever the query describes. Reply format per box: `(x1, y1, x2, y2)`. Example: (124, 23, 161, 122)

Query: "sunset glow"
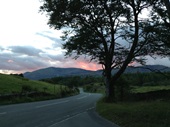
(0, 1, 170, 74)
(77, 61, 102, 71)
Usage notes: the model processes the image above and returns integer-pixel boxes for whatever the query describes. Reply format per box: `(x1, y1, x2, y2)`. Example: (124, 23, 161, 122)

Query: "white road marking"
(86, 107, 95, 111)
(48, 112, 83, 127)
(77, 96, 87, 100)
(0, 112, 7, 115)
(36, 100, 69, 108)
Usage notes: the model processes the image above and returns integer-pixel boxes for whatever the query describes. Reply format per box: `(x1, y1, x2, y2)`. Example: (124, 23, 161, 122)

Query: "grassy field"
(0, 74, 77, 104)
(0, 74, 61, 94)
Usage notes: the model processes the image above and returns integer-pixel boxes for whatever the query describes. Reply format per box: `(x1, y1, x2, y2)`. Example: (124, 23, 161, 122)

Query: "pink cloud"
(7, 60, 14, 63)
(76, 61, 102, 71)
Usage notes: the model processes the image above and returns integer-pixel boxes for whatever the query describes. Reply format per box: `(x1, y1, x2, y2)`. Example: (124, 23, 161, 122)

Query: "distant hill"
(24, 67, 100, 80)
(125, 65, 170, 73)
(24, 65, 170, 80)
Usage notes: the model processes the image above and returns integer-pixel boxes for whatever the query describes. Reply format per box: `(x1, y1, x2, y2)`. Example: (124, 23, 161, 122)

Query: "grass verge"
(131, 85, 170, 93)
(96, 99, 170, 127)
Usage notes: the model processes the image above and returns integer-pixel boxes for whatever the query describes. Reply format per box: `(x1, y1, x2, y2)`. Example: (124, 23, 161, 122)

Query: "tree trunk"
(104, 67, 115, 102)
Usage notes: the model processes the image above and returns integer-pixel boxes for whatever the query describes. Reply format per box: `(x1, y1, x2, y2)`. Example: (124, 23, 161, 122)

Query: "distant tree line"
(10, 73, 24, 77)
(41, 72, 170, 87)
(41, 76, 103, 88)
(123, 72, 170, 86)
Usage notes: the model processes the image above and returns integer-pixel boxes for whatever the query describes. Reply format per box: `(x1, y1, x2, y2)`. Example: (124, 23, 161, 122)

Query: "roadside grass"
(82, 74, 170, 127)
(94, 83, 170, 127)
(96, 100, 170, 127)
(0, 74, 78, 105)
(131, 85, 170, 93)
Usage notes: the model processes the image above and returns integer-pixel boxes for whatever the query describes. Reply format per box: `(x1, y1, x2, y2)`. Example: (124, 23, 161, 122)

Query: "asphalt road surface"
(0, 90, 119, 127)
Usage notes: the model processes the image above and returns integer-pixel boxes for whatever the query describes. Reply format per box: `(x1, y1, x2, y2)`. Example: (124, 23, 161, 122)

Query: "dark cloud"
(0, 53, 21, 70)
(8, 46, 44, 56)
(0, 46, 74, 73)
(0, 52, 46, 70)
(0, 46, 4, 51)
(16, 56, 50, 70)
(46, 54, 65, 61)
(1, 44, 170, 74)
(36, 32, 64, 48)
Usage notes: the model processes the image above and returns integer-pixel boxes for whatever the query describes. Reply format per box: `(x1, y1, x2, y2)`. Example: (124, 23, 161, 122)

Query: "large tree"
(40, 0, 170, 100)
(146, 0, 170, 47)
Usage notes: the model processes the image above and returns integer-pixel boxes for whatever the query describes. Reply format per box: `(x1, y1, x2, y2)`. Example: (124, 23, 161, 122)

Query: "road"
(0, 91, 119, 127)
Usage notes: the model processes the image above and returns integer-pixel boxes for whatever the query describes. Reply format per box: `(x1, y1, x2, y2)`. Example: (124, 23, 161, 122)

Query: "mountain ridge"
(24, 67, 97, 80)
(24, 65, 170, 80)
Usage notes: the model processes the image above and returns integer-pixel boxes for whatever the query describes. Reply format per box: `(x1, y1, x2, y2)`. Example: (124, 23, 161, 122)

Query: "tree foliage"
(40, 0, 170, 100)
(146, 0, 170, 47)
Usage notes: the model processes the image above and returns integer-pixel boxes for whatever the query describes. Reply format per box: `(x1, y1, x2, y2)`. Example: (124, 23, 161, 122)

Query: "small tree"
(40, 0, 170, 100)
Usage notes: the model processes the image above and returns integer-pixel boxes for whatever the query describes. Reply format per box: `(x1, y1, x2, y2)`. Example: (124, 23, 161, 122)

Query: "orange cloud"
(77, 61, 102, 71)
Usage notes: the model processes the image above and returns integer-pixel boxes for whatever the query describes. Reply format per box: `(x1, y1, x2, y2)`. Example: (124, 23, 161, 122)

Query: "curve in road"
(0, 91, 119, 127)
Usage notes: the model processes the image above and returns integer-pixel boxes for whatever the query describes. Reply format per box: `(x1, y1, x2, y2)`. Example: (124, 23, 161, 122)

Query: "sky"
(0, 0, 101, 74)
(0, 0, 169, 74)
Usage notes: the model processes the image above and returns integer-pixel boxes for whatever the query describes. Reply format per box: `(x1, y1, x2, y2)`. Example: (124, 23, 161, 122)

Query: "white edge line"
(36, 100, 69, 108)
(86, 107, 95, 111)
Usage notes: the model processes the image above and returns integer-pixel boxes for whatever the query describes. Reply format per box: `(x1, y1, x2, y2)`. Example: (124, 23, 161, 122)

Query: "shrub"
(43, 87, 48, 93)
(115, 77, 130, 101)
(83, 84, 93, 92)
(21, 85, 33, 93)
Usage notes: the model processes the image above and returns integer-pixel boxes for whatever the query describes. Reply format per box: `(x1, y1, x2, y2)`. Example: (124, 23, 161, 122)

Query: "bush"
(131, 89, 170, 101)
(83, 84, 93, 92)
(21, 85, 33, 93)
(115, 77, 130, 101)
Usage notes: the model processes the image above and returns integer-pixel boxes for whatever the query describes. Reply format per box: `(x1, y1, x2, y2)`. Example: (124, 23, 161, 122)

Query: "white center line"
(77, 96, 87, 100)
(48, 112, 84, 127)
(36, 100, 69, 108)
(0, 112, 7, 115)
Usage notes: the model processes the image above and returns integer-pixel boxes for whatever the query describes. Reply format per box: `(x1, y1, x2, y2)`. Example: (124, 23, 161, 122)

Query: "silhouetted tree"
(145, 0, 170, 47)
(40, 0, 170, 101)
(149, 0, 170, 27)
